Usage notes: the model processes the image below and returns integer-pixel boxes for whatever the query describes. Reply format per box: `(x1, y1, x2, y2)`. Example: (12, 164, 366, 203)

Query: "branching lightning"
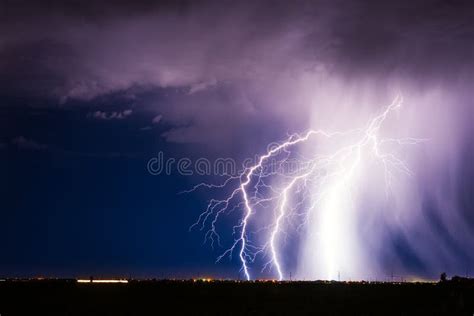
(189, 95, 425, 281)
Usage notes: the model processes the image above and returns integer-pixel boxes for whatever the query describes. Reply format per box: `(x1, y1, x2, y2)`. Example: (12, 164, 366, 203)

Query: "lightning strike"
(190, 95, 425, 281)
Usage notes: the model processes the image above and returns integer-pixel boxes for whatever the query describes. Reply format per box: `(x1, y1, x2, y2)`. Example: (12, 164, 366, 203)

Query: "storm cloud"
(1, 0, 473, 279)
(1, 0, 473, 143)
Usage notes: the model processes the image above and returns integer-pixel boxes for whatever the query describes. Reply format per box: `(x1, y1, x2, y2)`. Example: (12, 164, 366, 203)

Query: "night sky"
(1, 0, 473, 280)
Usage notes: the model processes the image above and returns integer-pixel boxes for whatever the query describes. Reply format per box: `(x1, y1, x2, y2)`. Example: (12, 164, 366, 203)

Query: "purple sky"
(1, 0, 473, 279)
(2, 1, 473, 142)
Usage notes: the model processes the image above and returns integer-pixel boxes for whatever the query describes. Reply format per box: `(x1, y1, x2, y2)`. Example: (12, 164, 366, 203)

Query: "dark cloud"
(88, 109, 133, 120)
(1, 0, 474, 279)
(2, 1, 472, 98)
(0, 0, 472, 151)
(11, 136, 48, 150)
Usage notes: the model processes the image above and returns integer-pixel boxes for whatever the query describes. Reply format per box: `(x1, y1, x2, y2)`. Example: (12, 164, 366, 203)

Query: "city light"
(77, 279, 129, 284)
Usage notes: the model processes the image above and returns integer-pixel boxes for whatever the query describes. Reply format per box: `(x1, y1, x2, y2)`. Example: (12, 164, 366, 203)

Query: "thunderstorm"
(190, 95, 426, 281)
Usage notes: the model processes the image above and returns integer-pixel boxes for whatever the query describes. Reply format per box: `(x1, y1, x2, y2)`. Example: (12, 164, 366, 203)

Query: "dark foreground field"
(0, 279, 473, 315)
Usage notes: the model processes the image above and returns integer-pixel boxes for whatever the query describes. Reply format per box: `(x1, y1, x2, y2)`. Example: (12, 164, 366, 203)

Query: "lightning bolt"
(189, 95, 425, 281)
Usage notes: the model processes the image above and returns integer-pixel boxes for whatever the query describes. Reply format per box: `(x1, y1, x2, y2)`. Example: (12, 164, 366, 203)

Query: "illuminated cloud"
(152, 115, 163, 124)
(188, 79, 217, 95)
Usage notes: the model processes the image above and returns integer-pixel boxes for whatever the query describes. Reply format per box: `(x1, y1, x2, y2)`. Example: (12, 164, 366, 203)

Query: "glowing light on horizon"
(77, 279, 129, 283)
